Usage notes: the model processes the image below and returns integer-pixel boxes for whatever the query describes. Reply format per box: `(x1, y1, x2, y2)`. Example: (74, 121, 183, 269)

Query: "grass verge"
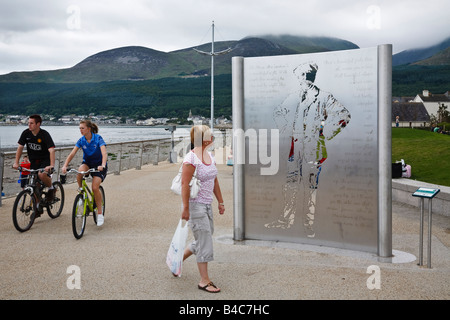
(392, 128, 450, 186)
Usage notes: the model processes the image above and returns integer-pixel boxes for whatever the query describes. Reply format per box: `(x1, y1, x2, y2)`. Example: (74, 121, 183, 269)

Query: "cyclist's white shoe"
(97, 214, 104, 226)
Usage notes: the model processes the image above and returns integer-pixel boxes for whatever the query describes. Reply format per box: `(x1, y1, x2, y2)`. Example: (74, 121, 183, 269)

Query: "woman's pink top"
(183, 150, 218, 204)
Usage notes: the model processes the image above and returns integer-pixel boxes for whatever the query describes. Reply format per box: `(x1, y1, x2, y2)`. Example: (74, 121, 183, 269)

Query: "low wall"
(392, 178, 450, 217)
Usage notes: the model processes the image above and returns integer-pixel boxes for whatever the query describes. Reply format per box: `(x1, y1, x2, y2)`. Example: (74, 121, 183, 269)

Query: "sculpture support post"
(232, 56, 245, 241)
(377, 44, 393, 258)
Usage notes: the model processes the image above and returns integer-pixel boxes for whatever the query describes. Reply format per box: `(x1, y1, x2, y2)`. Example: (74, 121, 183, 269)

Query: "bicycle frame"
(13, 167, 64, 232)
(20, 168, 48, 199)
(68, 168, 104, 239)
(79, 178, 95, 216)
(68, 168, 99, 216)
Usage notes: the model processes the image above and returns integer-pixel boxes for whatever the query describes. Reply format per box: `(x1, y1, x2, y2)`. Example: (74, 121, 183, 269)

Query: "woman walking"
(62, 119, 108, 226)
(181, 125, 225, 293)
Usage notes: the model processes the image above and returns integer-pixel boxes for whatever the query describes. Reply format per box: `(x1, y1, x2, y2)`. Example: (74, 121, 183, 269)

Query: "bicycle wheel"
(93, 186, 106, 224)
(12, 190, 36, 232)
(47, 181, 65, 218)
(72, 193, 86, 239)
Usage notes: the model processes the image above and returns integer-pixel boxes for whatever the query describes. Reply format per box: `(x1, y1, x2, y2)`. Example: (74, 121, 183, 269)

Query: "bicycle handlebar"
(67, 168, 101, 174)
(17, 167, 53, 174)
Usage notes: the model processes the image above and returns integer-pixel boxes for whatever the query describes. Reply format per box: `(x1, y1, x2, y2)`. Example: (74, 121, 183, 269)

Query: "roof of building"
(416, 92, 450, 103)
(392, 102, 430, 122)
(393, 96, 415, 103)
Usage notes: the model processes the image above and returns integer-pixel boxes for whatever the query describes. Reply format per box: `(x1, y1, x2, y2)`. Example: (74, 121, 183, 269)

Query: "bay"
(0, 125, 191, 149)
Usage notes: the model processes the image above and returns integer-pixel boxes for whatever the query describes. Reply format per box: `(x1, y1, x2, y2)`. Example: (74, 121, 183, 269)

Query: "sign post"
(412, 187, 440, 268)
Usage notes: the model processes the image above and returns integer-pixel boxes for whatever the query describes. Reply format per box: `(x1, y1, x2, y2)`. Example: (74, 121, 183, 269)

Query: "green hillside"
(1, 63, 447, 120)
(0, 75, 232, 119)
(414, 47, 450, 66)
(392, 65, 450, 96)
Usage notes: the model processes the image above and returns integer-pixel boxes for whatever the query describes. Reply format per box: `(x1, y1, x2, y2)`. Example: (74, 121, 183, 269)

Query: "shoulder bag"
(170, 164, 201, 198)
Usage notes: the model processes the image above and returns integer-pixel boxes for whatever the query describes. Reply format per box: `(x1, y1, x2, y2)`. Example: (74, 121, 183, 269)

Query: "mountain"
(1, 35, 448, 120)
(413, 47, 450, 66)
(257, 35, 359, 53)
(391, 37, 450, 96)
(1, 46, 191, 83)
(66, 46, 191, 81)
(392, 37, 450, 66)
(170, 37, 300, 77)
(0, 35, 358, 83)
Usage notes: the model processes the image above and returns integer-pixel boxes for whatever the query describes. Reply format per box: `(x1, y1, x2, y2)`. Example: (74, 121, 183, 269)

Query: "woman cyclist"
(62, 119, 108, 226)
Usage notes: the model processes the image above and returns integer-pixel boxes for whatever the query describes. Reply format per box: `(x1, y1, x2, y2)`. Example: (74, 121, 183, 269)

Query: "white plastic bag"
(166, 219, 189, 277)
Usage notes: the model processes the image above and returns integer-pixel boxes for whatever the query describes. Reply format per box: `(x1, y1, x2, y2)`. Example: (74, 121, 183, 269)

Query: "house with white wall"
(413, 90, 450, 119)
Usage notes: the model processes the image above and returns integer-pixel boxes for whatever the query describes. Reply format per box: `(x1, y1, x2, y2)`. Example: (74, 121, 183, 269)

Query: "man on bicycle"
(13, 114, 56, 202)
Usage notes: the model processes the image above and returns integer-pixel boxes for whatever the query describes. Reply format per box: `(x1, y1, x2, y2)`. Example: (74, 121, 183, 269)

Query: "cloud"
(0, 0, 449, 75)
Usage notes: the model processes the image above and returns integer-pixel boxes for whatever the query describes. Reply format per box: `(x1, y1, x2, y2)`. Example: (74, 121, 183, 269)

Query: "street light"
(193, 21, 232, 133)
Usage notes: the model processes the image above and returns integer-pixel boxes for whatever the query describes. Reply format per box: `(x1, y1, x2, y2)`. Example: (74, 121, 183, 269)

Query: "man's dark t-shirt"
(18, 129, 55, 168)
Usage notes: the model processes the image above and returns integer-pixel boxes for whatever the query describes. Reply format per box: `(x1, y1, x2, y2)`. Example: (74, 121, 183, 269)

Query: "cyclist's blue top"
(76, 133, 106, 167)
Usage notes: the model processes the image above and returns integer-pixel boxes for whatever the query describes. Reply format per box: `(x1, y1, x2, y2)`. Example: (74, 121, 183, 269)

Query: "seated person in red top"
(19, 155, 31, 188)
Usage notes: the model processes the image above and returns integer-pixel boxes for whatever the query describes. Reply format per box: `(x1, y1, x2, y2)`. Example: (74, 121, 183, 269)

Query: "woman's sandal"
(198, 281, 221, 293)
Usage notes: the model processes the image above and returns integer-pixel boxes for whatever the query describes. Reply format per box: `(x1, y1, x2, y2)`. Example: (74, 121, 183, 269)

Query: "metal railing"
(0, 129, 236, 207)
(0, 137, 182, 206)
(1, 129, 234, 207)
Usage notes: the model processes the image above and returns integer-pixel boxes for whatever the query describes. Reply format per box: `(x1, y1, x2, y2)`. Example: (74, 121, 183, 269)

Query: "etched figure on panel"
(265, 62, 351, 237)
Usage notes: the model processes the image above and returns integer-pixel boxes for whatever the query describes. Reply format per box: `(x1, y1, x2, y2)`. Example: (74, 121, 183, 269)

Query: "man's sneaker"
(97, 214, 104, 226)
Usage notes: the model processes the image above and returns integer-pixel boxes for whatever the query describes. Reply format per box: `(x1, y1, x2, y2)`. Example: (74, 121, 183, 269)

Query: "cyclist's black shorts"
(83, 162, 108, 182)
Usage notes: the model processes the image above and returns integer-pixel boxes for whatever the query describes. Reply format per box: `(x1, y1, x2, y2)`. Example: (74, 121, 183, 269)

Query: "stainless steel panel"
(238, 47, 381, 253)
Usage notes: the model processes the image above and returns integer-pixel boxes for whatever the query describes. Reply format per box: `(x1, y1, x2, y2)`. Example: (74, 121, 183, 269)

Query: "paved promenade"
(0, 162, 449, 300)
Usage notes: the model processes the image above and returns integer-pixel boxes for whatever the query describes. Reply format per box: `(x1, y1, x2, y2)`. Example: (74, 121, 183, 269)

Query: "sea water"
(0, 125, 191, 149)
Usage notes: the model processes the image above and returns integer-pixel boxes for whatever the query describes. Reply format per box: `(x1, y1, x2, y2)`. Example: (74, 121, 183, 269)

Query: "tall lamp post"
(194, 21, 232, 133)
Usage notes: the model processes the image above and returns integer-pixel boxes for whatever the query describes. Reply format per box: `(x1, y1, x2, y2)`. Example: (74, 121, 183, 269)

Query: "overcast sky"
(0, 0, 449, 75)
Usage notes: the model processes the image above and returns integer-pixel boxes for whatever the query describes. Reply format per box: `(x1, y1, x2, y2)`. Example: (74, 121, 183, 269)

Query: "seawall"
(392, 178, 450, 217)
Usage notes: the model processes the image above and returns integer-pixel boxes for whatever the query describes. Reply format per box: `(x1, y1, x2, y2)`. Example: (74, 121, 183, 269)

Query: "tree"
(438, 103, 449, 123)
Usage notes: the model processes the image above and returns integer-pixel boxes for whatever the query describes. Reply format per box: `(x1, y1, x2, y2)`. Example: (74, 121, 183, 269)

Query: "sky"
(0, 0, 449, 75)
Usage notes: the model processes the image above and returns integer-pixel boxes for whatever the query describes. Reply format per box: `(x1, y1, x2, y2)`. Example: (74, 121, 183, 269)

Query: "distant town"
(1, 90, 448, 129)
(0, 110, 232, 127)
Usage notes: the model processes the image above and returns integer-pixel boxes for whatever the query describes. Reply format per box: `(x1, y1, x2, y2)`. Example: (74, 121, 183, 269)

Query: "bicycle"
(12, 167, 65, 232)
(67, 168, 106, 239)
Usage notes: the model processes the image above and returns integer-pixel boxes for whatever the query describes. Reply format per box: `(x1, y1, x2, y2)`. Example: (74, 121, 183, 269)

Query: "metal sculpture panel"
(239, 47, 380, 252)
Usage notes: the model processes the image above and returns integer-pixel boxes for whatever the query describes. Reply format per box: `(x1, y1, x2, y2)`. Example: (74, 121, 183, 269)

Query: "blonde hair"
(190, 125, 212, 147)
(80, 119, 99, 134)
